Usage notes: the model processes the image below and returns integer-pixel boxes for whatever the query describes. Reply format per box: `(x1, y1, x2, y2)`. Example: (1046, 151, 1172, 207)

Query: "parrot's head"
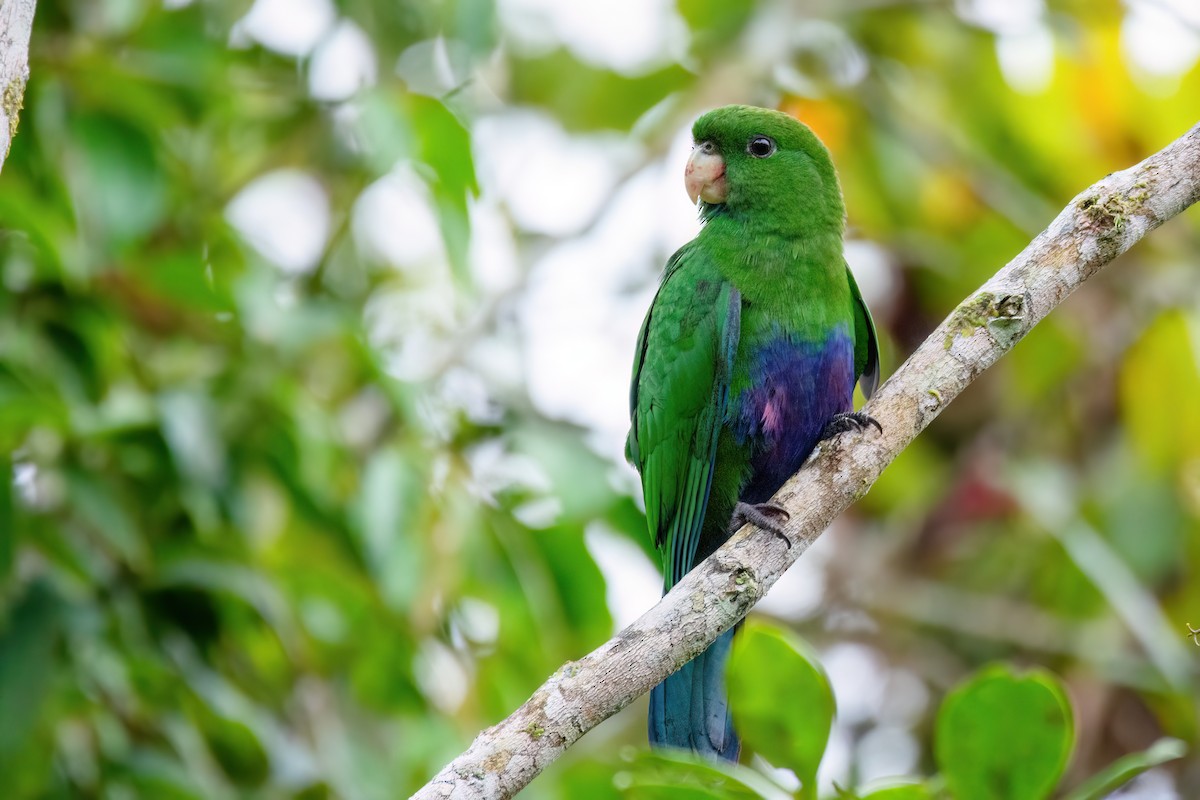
(686, 105, 844, 231)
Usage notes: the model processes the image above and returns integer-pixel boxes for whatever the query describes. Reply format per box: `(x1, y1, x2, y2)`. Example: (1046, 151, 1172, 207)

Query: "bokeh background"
(1, 0, 1199, 797)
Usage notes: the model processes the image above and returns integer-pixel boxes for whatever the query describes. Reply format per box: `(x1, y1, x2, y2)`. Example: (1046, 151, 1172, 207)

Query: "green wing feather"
(627, 246, 741, 589)
(846, 263, 881, 398)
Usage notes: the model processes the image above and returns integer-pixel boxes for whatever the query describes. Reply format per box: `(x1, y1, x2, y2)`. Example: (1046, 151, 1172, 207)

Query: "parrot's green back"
(626, 106, 880, 759)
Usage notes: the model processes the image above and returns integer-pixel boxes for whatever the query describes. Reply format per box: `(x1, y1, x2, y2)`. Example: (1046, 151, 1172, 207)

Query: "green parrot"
(626, 105, 880, 759)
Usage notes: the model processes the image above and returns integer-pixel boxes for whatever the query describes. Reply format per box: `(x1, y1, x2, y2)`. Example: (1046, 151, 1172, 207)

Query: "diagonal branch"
(412, 120, 1200, 800)
(0, 0, 36, 174)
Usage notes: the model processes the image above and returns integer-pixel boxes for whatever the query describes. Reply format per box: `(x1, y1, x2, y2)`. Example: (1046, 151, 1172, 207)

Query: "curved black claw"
(820, 411, 883, 442)
(730, 501, 791, 547)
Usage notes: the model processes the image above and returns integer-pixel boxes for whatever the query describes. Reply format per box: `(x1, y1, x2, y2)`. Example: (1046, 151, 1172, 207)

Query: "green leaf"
(195, 706, 270, 787)
(859, 781, 934, 800)
(622, 749, 792, 800)
(834, 778, 935, 800)
(351, 89, 476, 276)
(68, 112, 167, 253)
(935, 664, 1074, 800)
(1061, 737, 1186, 800)
(407, 94, 478, 201)
(406, 93, 477, 276)
(725, 621, 834, 797)
(0, 581, 63, 757)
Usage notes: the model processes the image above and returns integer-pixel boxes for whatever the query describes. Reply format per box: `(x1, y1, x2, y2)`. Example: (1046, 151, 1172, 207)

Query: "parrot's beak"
(685, 142, 727, 205)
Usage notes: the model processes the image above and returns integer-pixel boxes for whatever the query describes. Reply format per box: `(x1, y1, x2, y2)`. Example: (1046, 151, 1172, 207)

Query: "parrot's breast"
(732, 329, 855, 503)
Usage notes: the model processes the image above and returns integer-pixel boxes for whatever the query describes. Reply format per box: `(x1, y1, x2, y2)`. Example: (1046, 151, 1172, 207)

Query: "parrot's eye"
(747, 136, 776, 158)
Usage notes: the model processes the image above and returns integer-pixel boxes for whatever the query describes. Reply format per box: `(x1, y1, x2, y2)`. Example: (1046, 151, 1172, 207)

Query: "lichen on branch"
(0, 0, 36, 172)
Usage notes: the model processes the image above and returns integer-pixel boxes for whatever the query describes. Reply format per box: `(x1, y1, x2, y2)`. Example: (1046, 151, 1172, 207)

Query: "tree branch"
(411, 120, 1200, 800)
(0, 0, 35, 174)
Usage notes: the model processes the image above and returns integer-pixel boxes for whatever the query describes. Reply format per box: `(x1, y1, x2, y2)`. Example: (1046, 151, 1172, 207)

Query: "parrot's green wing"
(846, 263, 880, 398)
(627, 246, 741, 589)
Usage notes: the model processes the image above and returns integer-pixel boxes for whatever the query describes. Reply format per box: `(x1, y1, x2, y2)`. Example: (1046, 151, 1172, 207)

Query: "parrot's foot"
(820, 411, 882, 442)
(730, 501, 791, 547)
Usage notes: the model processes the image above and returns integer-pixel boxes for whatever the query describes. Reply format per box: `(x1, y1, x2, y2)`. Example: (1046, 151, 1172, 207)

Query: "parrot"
(625, 105, 881, 760)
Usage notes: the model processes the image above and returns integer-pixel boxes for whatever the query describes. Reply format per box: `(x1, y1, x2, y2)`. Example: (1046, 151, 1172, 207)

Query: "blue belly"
(732, 331, 856, 503)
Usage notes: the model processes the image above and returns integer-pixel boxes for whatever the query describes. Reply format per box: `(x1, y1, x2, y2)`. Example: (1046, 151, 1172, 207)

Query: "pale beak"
(685, 143, 727, 205)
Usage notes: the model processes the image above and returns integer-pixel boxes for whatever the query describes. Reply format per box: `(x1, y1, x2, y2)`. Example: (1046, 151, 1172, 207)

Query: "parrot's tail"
(648, 625, 740, 761)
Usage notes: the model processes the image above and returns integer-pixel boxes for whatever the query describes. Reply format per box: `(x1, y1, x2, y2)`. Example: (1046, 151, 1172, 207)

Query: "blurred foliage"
(1, 0, 1198, 798)
(934, 665, 1073, 800)
(625, 625, 1184, 799)
(727, 623, 835, 797)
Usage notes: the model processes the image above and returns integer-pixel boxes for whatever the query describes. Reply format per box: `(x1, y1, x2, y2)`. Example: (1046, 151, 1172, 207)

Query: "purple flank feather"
(734, 330, 856, 504)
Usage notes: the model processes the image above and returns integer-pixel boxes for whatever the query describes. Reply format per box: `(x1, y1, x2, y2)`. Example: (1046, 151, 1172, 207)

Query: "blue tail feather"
(648, 626, 740, 761)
